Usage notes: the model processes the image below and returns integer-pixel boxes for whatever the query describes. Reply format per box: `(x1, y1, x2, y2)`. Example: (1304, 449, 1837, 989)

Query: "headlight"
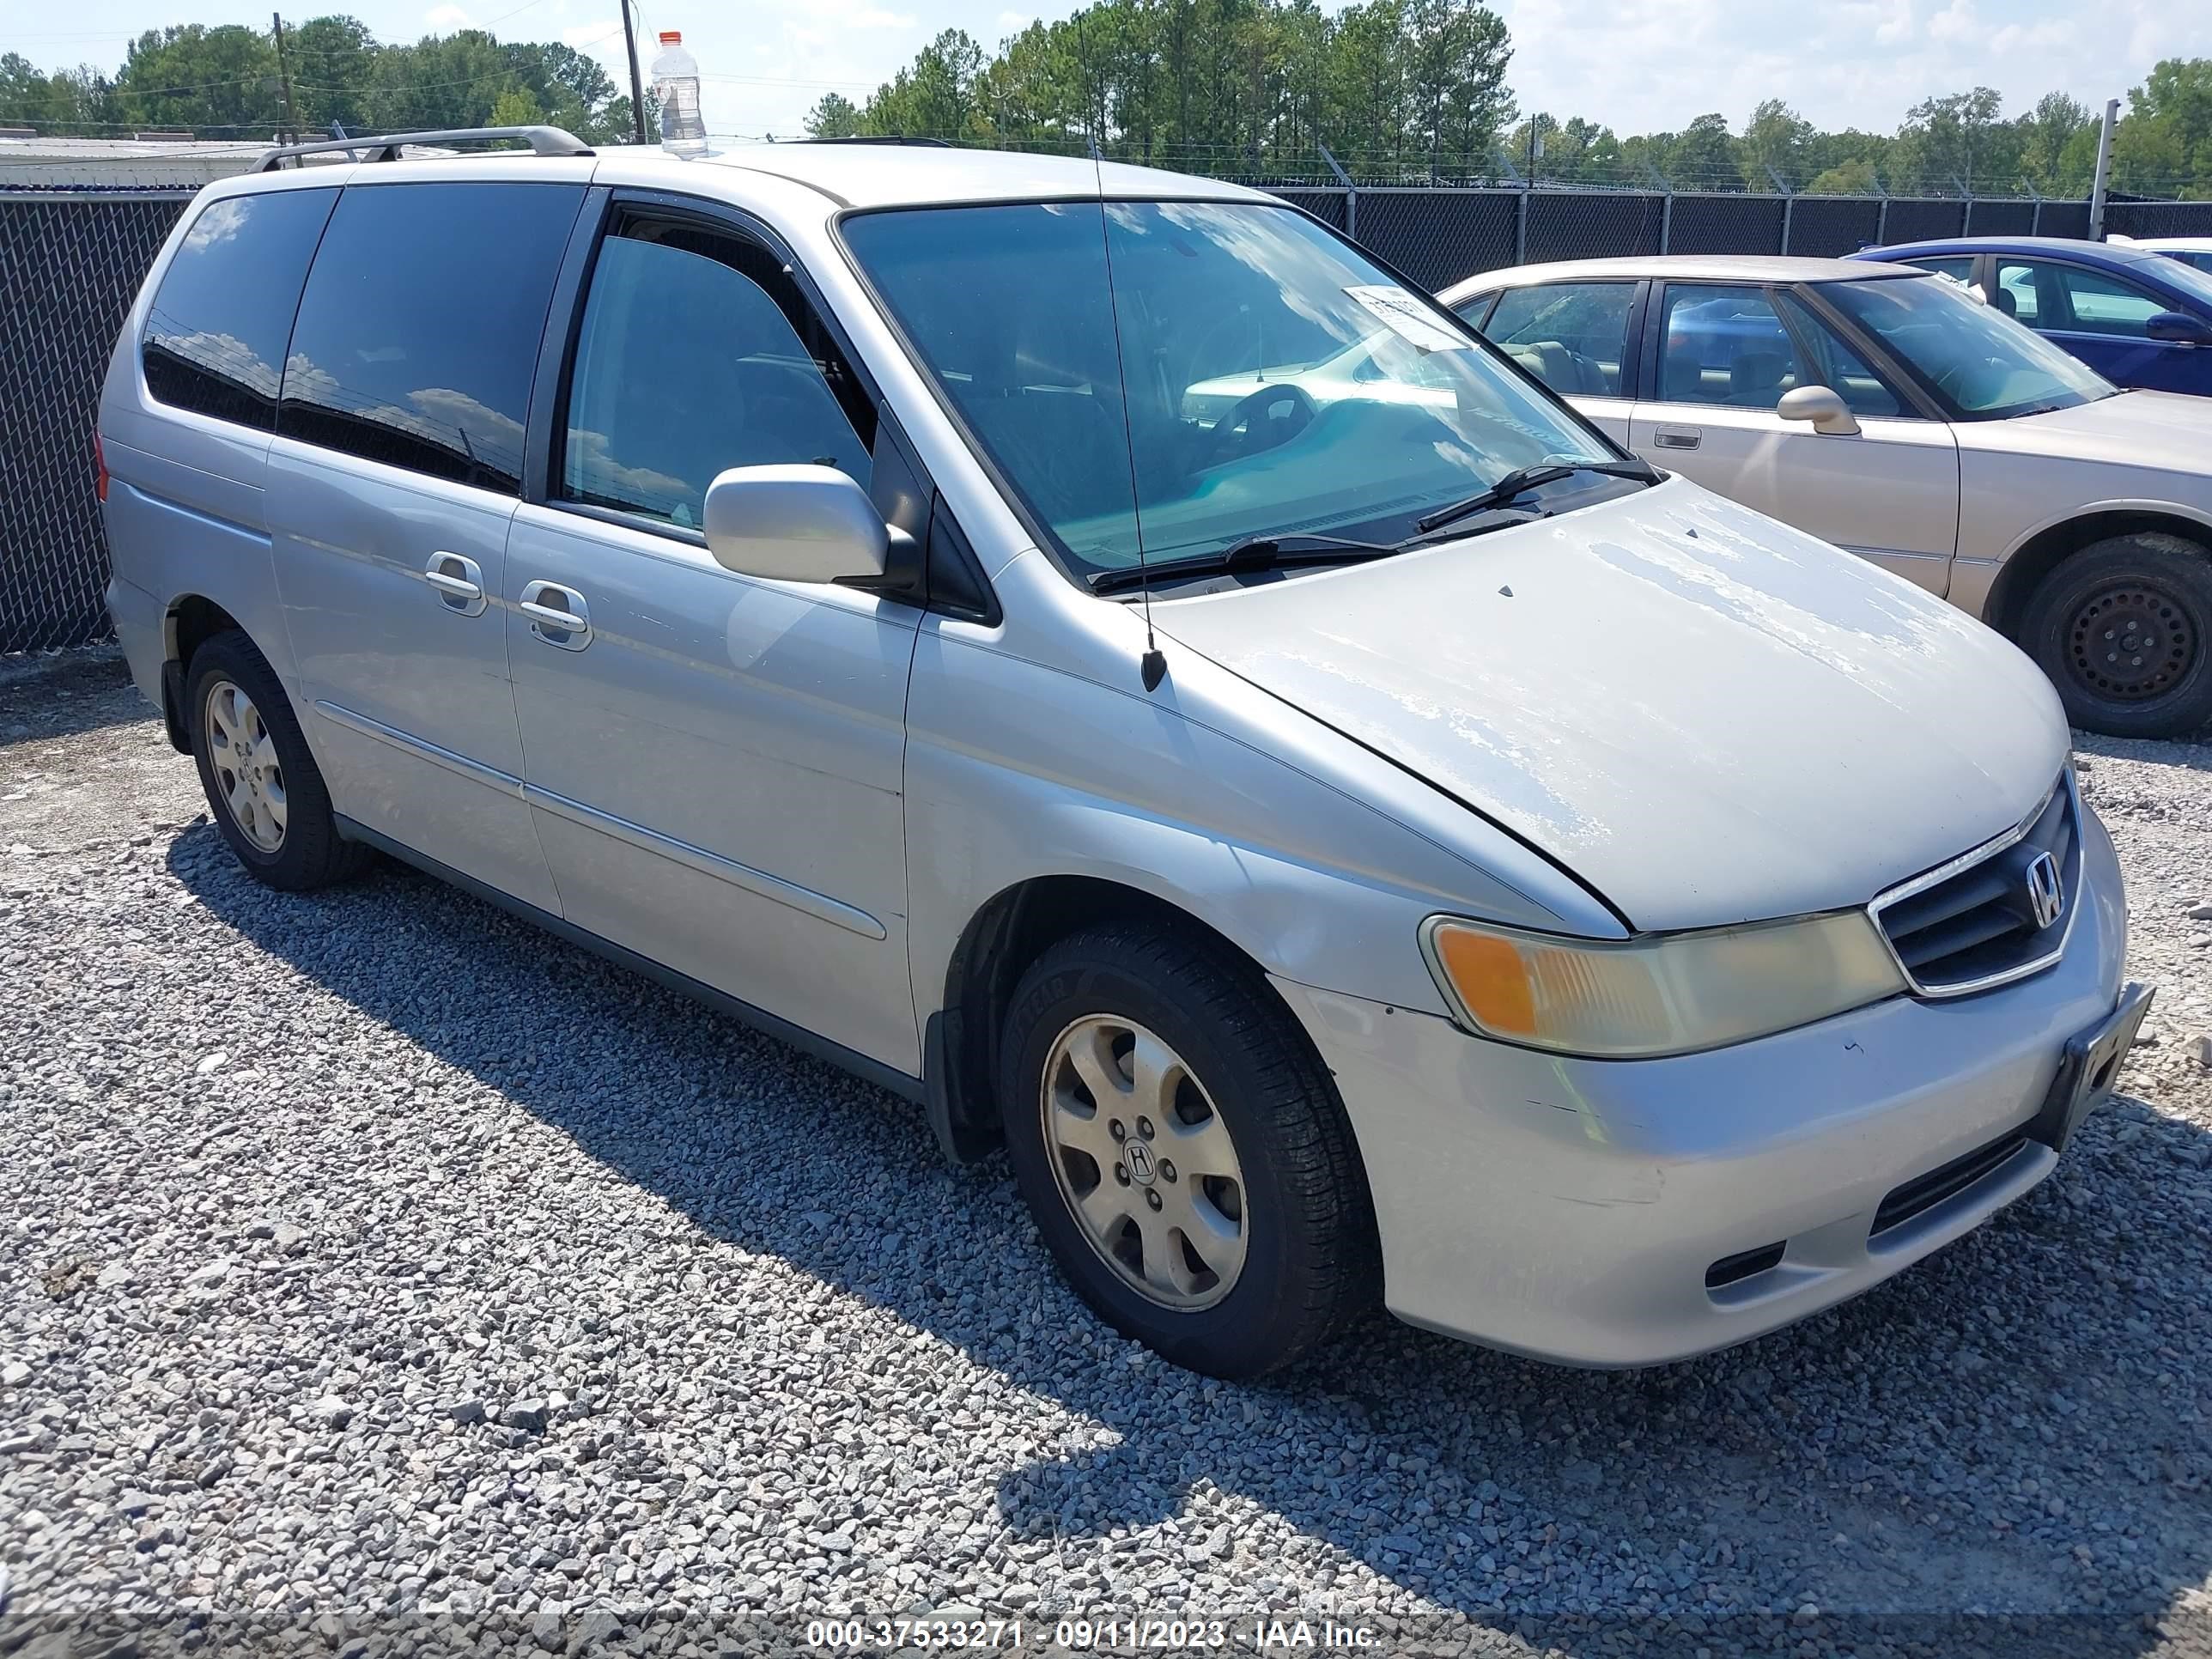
(1420, 911, 1906, 1059)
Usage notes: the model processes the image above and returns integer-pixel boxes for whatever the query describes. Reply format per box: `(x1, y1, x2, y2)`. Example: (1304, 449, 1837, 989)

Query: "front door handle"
(520, 580, 592, 650)
(422, 551, 487, 617)
(1652, 427, 1702, 451)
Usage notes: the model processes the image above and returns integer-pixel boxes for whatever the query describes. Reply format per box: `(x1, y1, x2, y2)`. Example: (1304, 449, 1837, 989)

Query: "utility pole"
(618, 0, 647, 146)
(271, 13, 298, 146)
(2088, 96, 2118, 241)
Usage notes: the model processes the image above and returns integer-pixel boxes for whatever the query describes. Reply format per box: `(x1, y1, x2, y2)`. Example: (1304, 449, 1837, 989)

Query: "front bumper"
(1273, 798, 2130, 1368)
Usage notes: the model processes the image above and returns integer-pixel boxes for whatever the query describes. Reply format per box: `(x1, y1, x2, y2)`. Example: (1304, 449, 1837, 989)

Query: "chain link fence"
(2, 189, 188, 653)
(7, 177, 2212, 653)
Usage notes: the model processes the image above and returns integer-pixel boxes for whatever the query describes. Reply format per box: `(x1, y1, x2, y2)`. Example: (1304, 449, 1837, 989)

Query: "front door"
(1993, 256, 2203, 393)
(1630, 281, 1959, 594)
(503, 201, 921, 1073)
(266, 177, 588, 913)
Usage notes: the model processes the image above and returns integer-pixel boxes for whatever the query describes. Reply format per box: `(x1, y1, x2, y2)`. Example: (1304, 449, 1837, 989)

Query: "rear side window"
(142, 188, 337, 429)
(279, 183, 583, 495)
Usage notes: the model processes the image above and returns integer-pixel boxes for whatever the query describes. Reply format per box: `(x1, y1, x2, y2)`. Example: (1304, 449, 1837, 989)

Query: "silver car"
(1441, 256, 2212, 738)
(100, 131, 2146, 1377)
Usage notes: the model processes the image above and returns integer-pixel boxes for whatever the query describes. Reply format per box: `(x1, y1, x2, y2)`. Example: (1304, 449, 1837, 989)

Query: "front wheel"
(998, 923, 1377, 1378)
(2019, 533, 2212, 738)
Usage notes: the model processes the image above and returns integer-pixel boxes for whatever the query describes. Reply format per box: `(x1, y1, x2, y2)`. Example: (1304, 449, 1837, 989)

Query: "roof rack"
(788, 135, 952, 149)
(254, 125, 592, 173)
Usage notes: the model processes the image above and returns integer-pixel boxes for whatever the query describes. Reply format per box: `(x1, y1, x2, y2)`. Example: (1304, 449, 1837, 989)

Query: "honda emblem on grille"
(2025, 851, 2063, 930)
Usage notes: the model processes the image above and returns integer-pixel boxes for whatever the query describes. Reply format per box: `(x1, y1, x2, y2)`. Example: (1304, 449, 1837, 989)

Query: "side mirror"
(702, 464, 890, 585)
(1777, 384, 1861, 436)
(2146, 309, 2212, 346)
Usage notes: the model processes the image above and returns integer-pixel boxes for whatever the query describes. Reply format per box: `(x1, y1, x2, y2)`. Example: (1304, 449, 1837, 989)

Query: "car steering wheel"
(1202, 383, 1319, 468)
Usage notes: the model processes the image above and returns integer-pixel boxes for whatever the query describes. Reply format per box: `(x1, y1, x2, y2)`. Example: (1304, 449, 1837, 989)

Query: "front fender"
(902, 611, 1618, 1029)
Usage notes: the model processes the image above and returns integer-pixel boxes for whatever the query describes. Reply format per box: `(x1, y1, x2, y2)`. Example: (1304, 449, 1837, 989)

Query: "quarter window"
(1480, 283, 1635, 396)
(142, 187, 337, 429)
(1656, 284, 1807, 408)
(278, 182, 583, 495)
(559, 222, 871, 529)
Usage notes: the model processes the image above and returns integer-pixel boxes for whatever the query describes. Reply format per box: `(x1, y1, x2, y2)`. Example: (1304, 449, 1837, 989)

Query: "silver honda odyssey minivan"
(100, 129, 2147, 1377)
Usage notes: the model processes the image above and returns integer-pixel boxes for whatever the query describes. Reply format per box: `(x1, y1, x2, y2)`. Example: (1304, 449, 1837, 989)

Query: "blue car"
(1851, 235, 2212, 397)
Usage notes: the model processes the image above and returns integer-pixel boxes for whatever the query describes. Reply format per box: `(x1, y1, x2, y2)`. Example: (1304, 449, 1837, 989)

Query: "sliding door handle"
(422, 551, 487, 617)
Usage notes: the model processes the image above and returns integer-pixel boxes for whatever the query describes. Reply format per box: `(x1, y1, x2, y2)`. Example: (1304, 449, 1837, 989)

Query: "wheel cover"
(2065, 582, 2198, 704)
(1039, 1014, 1249, 1312)
(203, 679, 288, 853)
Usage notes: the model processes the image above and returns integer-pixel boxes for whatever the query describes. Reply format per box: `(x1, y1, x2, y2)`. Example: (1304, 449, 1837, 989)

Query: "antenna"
(1088, 134, 1168, 692)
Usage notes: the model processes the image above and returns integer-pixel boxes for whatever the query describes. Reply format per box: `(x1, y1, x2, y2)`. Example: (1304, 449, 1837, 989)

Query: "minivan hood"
(1154, 480, 2069, 933)
(1969, 390, 2212, 488)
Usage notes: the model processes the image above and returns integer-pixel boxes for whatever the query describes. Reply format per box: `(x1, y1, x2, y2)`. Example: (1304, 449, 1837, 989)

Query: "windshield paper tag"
(1344, 285, 1471, 352)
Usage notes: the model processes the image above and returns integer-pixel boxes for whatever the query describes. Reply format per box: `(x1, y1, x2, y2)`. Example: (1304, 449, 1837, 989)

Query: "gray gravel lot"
(2, 646, 2209, 1658)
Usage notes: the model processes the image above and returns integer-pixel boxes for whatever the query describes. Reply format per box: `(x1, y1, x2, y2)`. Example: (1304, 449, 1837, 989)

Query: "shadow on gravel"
(167, 828, 2212, 1659)
(0, 645, 151, 749)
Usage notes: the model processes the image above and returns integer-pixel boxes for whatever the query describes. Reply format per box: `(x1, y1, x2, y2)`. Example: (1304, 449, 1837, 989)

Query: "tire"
(998, 922, 1378, 1379)
(185, 630, 370, 890)
(2018, 533, 2212, 739)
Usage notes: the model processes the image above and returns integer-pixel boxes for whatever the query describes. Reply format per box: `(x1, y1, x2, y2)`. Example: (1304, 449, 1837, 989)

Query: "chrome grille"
(1869, 775, 2080, 998)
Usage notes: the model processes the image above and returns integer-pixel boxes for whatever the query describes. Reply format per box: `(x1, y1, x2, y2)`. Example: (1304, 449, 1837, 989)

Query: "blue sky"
(0, 0, 2182, 140)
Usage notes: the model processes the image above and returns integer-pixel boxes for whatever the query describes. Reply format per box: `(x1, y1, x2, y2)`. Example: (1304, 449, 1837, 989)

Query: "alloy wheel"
(203, 678, 288, 853)
(1038, 1013, 1249, 1310)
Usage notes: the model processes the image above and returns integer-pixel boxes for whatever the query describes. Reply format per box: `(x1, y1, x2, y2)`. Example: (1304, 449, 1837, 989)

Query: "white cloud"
(1925, 0, 1978, 45)
(997, 9, 1030, 30)
(423, 3, 472, 29)
(854, 8, 916, 27)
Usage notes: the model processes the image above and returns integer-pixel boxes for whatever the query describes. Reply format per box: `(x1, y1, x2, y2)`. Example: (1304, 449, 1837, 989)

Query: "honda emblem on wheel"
(2026, 851, 2063, 930)
(1125, 1140, 1158, 1185)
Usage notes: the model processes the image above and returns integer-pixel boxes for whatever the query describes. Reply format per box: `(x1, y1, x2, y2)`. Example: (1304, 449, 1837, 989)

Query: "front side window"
(1773, 293, 1903, 416)
(143, 187, 337, 428)
(1998, 259, 2164, 337)
(1656, 284, 1806, 408)
(279, 182, 583, 495)
(1817, 271, 2115, 420)
(842, 201, 1621, 580)
(561, 224, 871, 530)
(1480, 283, 1635, 397)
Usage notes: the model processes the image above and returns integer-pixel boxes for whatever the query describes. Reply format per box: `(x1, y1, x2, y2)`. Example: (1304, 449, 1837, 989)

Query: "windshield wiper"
(1413, 459, 1659, 538)
(1087, 532, 1405, 594)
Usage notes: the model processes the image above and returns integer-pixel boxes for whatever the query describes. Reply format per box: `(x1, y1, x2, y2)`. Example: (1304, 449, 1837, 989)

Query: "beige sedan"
(1440, 256, 2212, 738)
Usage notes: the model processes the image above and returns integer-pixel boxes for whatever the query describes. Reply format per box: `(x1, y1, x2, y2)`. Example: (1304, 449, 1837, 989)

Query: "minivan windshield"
(1816, 271, 2118, 421)
(842, 200, 1628, 580)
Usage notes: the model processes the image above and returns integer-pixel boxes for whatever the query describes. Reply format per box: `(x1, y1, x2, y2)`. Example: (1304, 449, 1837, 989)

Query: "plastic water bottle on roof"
(651, 31, 707, 157)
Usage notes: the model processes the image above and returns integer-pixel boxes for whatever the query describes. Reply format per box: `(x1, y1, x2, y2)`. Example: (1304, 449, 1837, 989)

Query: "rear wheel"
(2019, 533, 2212, 738)
(186, 630, 369, 890)
(999, 922, 1377, 1378)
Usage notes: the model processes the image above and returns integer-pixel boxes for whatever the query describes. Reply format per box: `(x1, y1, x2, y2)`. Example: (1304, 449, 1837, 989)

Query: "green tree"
(805, 92, 862, 137)
(1896, 86, 2008, 192)
(1740, 98, 1812, 190)
(112, 24, 283, 137)
(2016, 90, 2091, 192)
(1666, 112, 1739, 189)
(490, 86, 544, 131)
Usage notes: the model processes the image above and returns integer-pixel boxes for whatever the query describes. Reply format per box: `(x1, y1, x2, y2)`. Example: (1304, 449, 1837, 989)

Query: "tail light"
(94, 428, 109, 503)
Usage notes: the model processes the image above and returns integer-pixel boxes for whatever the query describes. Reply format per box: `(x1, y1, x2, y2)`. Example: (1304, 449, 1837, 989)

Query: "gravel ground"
(2, 646, 2209, 1659)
